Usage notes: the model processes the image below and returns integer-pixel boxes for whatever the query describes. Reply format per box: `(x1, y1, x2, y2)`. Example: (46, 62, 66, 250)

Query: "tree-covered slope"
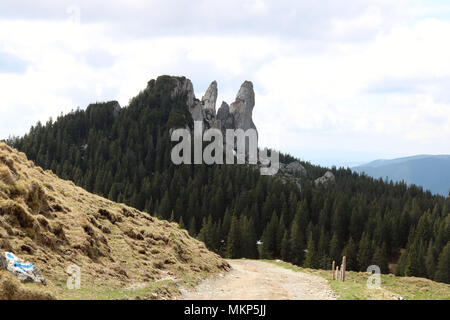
(7, 75, 450, 284)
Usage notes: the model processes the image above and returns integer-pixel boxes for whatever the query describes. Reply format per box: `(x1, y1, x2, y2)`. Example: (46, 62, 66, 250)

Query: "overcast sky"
(1, 0, 449, 167)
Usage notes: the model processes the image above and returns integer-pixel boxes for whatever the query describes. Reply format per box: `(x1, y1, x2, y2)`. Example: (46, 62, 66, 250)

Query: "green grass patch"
(41, 279, 177, 300)
(261, 260, 450, 300)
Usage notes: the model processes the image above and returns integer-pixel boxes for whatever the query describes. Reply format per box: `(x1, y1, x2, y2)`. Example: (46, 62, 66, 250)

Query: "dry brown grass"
(0, 165, 15, 185)
(266, 260, 450, 300)
(0, 271, 55, 300)
(0, 142, 229, 300)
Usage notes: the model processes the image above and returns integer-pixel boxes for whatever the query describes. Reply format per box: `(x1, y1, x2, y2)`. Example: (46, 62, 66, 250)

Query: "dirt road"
(180, 260, 337, 300)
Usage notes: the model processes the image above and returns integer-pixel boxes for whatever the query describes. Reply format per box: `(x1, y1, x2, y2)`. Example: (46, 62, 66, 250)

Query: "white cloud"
(0, 1, 449, 166)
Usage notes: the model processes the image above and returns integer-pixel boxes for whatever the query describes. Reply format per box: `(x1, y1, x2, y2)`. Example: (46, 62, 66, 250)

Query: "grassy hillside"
(0, 142, 229, 300)
(265, 260, 450, 300)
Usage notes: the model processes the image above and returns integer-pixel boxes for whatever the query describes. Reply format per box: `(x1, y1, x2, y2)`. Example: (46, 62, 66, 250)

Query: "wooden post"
(342, 256, 346, 282)
(335, 266, 340, 281)
(332, 261, 336, 280)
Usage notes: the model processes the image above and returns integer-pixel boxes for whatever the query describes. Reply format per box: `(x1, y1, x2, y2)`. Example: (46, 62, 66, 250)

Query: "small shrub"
(0, 165, 14, 185)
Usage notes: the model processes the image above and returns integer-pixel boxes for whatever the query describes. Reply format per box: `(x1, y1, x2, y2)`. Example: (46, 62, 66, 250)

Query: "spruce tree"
(178, 216, 185, 229)
(357, 232, 372, 271)
(198, 216, 216, 251)
(188, 216, 196, 237)
(372, 243, 389, 274)
(261, 212, 278, 259)
(303, 232, 318, 268)
(329, 233, 341, 264)
(289, 217, 304, 265)
(404, 239, 425, 277)
(341, 237, 358, 271)
(280, 230, 290, 261)
(226, 215, 241, 259)
(158, 190, 171, 219)
(434, 242, 450, 284)
(395, 250, 407, 276)
(425, 241, 436, 279)
(240, 216, 258, 258)
(317, 227, 330, 269)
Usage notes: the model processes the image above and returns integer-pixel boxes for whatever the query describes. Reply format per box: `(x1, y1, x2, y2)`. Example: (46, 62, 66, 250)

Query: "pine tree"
(404, 239, 425, 277)
(158, 190, 171, 220)
(188, 216, 196, 237)
(178, 216, 185, 229)
(276, 214, 286, 257)
(425, 241, 436, 279)
(221, 209, 232, 240)
(240, 216, 258, 258)
(303, 232, 318, 268)
(372, 243, 389, 274)
(317, 227, 330, 269)
(261, 212, 278, 259)
(280, 230, 290, 261)
(226, 215, 241, 258)
(357, 232, 372, 271)
(289, 216, 304, 265)
(434, 242, 450, 284)
(198, 216, 216, 251)
(395, 251, 407, 276)
(341, 237, 358, 271)
(329, 233, 341, 264)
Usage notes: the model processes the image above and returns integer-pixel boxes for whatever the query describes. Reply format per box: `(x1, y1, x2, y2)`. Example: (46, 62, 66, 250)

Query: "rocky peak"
(215, 101, 234, 134)
(230, 81, 255, 114)
(229, 81, 257, 134)
(111, 101, 121, 117)
(201, 81, 218, 114)
(285, 161, 307, 176)
(169, 76, 196, 108)
(315, 171, 336, 187)
(168, 77, 257, 137)
(216, 101, 230, 120)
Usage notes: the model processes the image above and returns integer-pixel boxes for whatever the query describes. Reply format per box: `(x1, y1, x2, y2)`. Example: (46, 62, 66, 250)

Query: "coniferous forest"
(8, 76, 450, 284)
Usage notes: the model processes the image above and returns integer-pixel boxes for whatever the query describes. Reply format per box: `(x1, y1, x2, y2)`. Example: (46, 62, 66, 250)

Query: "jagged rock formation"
(276, 161, 307, 191)
(315, 171, 336, 187)
(285, 161, 307, 176)
(111, 101, 121, 117)
(170, 77, 196, 108)
(201, 81, 218, 113)
(229, 81, 257, 134)
(170, 77, 257, 137)
(201, 81, 218, 128)
(215, 102, 235, 136)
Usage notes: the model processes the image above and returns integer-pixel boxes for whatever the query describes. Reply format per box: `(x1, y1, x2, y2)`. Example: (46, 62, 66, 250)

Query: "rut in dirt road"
(180, 260, 337, 300)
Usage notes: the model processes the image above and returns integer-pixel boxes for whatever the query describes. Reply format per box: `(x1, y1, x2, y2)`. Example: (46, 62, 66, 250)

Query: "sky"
(0, 0, 449, 167)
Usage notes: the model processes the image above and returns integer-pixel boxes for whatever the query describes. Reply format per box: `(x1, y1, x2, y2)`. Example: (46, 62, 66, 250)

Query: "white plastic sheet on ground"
(0, 250, 46, 285)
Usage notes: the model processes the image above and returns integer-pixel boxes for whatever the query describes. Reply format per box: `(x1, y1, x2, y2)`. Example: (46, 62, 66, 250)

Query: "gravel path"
(180, 260, 337, 300)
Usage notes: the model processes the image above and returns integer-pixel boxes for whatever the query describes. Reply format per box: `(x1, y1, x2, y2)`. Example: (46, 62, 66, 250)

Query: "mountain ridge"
(353, 155, 450, 196)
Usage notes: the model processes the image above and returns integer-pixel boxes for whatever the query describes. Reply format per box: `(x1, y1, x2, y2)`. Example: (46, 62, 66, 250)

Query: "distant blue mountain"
(352, 155, 450, 196)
